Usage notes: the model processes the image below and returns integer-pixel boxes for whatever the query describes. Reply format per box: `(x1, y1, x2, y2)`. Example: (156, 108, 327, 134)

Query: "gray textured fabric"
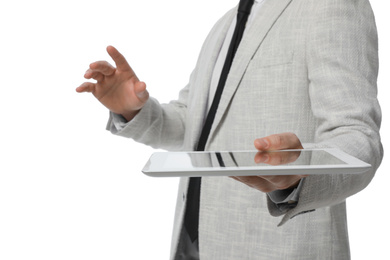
(107, 0, 383, 259)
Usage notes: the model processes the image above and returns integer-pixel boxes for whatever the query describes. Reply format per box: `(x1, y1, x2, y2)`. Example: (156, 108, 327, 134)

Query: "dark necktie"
(184, 0, 255, 244)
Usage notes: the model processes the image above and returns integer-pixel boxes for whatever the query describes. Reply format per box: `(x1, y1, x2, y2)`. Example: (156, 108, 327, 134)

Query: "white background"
(0, 0, 388, 259)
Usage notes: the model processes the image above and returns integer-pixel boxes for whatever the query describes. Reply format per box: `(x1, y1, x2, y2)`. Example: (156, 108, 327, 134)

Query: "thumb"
(254, 133, 303, 151)
(134, 81, 149, 103)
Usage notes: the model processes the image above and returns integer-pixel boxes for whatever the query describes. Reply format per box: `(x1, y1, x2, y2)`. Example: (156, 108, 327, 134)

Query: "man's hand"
(231, 132, 306, 193)
(76, 46, 149, 121)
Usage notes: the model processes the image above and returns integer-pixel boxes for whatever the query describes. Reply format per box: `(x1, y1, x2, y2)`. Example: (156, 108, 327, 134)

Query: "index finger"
(106, 45, 133, 72)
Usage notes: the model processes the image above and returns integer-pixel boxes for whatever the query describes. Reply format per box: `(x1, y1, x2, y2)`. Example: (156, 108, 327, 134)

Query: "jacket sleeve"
(273, 0, 383, 225)
(106, 77, 191, 151)
(105, 8, 236, 151)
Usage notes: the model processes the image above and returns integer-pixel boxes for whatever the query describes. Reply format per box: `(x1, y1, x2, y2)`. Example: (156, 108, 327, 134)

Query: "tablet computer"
(142, 148, 371, 177)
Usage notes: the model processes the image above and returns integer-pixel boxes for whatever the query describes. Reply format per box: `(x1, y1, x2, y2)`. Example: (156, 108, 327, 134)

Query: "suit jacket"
(108, 0, 383, 259)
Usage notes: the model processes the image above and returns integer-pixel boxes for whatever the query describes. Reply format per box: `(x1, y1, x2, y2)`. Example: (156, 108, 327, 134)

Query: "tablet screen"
(161, 150, 346, 168)
(142, 149, 370, 177)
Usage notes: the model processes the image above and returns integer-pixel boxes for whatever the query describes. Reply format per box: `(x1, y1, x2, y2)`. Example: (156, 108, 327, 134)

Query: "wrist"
(121, 109, 141, 122)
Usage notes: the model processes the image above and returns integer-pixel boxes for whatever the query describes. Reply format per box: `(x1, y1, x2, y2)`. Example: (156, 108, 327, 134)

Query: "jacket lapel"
(188, 9, 236, 150)
(206, 0, 293, 149)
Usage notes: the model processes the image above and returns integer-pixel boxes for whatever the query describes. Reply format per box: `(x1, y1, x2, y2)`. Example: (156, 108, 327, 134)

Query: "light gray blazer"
(108, 0, 383, 259)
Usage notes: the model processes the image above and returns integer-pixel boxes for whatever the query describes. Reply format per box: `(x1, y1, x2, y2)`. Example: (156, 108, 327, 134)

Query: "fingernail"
(136, 90, 149, 100)
(255, 154, 269, 163)
(256, 139, 269, 149)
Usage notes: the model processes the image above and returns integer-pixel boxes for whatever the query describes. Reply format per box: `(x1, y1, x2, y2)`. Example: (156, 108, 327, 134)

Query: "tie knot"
(238, 0, 255, 15)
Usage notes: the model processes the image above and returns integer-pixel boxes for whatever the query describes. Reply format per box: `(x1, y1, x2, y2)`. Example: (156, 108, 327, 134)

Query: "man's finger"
(76, 82, 96, 93)
(84, 69, 104, 82)
(258, 175, 304, 190)
(254, 132, 303, 151)
(106, 45, 133, 73)
(89, 61, 116, 76)
(255, 150, 301, 165)
(233, 176, 275, 193)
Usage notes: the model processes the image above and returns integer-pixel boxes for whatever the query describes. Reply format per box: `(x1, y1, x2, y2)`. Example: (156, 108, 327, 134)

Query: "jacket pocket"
(247, 50, 294, 70)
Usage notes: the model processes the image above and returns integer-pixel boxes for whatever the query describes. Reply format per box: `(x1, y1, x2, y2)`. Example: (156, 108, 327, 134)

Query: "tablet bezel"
(142, 148, 371, 177)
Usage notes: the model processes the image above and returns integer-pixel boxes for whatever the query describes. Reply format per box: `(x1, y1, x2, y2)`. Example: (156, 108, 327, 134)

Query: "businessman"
(77, 0, 383, 259)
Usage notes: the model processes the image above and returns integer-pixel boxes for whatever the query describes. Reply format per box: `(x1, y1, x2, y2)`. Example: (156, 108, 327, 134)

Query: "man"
(77, 0, 383, 259)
